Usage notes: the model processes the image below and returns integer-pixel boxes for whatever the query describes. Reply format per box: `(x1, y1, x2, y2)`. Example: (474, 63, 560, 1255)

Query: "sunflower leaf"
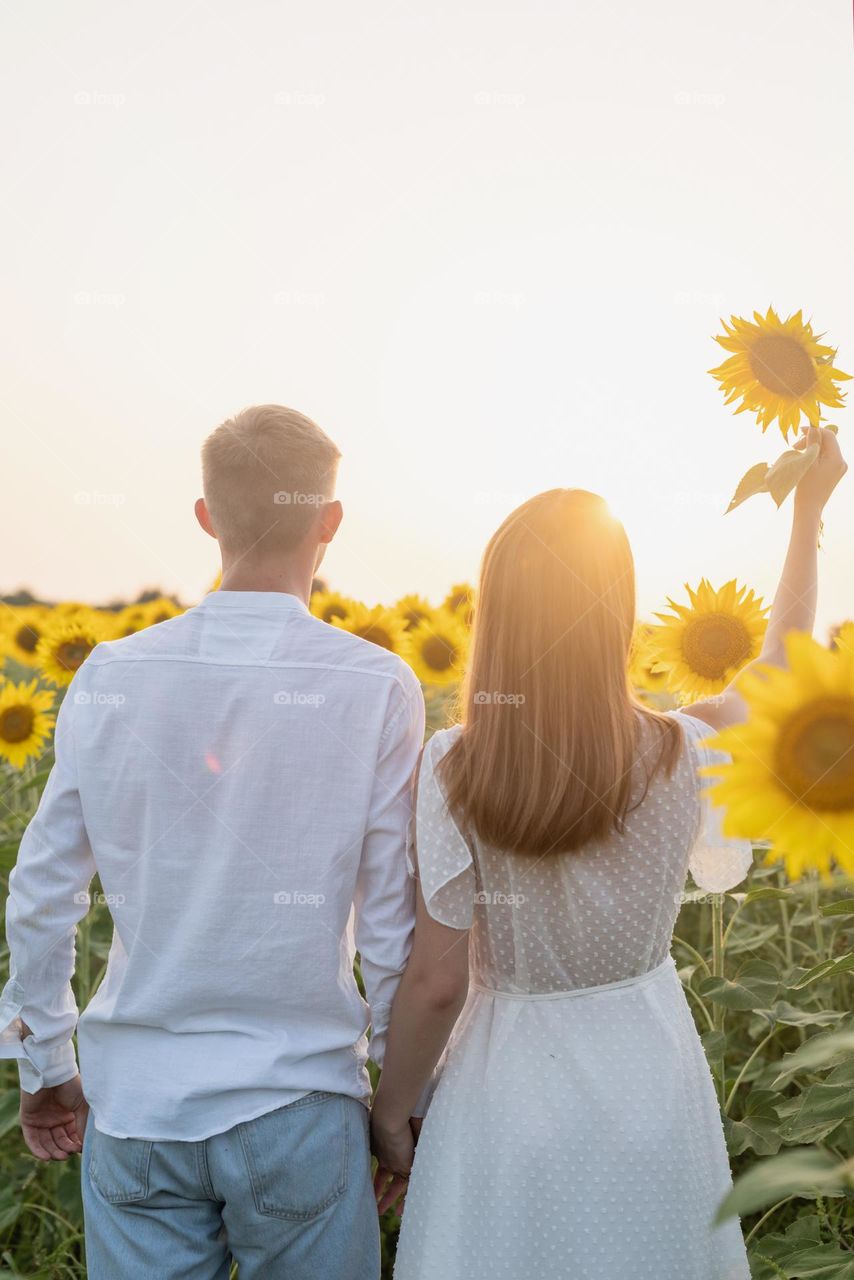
(764, 443, 820, 508)
(726, 462, 770, 513)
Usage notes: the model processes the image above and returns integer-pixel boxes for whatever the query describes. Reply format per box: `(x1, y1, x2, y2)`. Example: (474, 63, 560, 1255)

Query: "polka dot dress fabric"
(394, 712, 751, 1280)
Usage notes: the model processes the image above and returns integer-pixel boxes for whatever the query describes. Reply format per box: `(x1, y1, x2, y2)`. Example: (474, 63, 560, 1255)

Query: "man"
(0, 405, 425, 1279)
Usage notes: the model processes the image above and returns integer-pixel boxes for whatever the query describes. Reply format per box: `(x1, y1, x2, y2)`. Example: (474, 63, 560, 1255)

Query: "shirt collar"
(196, 590, 309, 614)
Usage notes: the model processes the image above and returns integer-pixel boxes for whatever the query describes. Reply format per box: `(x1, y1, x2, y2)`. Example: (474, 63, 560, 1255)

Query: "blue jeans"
(82, 1092, 379, 1280)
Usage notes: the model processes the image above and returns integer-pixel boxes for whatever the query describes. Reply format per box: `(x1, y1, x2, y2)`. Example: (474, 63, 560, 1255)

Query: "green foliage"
(1, 746, 853, 1276)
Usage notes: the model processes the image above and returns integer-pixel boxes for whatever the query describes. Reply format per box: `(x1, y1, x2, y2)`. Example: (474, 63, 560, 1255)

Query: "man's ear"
(195, 497, 217, 539)
(317, 499, 343, 545)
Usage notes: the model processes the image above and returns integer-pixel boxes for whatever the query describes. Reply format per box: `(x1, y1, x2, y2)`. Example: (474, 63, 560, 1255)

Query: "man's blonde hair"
(201, 405, 341, 556)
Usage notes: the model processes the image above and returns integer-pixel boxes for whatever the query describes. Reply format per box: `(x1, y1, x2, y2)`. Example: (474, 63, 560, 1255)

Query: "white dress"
(394, 710, 752, 1280)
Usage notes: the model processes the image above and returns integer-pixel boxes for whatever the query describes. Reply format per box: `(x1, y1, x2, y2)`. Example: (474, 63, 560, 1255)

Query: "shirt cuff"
(0, 1021, 79, 1093)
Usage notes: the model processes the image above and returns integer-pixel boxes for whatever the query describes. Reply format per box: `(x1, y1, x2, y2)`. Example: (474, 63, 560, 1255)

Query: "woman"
(371, 426, 847, 1280)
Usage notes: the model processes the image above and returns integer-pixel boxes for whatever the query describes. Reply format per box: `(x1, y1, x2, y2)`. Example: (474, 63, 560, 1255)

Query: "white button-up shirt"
(0, 591, 425, 1140)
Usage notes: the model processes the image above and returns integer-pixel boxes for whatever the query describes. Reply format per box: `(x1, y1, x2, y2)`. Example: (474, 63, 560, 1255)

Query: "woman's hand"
(371, 1110, 415, 1215)
(793, 425, 848, 517)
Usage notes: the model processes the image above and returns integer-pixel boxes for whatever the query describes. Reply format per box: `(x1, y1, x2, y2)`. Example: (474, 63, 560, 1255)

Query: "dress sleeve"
(675, 711, 754, 893)
(410, 729, 476, 931)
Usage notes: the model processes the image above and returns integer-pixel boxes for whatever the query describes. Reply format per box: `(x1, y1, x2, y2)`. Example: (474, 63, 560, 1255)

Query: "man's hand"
(20, 1074, 88, 1161)
(371, 1112, 420, 1216)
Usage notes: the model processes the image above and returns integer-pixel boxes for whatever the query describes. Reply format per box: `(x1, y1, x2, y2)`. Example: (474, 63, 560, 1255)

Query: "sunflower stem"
(711, 893, 726, 1104)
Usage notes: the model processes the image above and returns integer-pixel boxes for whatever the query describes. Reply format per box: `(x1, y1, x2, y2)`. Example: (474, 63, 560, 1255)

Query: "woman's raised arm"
(681, 425, 847, 732)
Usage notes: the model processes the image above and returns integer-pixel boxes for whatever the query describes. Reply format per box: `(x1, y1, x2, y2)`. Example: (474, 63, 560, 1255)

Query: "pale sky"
(1, 0, 852, 635)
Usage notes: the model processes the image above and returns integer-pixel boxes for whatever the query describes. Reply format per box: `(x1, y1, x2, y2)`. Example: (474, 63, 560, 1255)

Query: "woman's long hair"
(439, 489, 682, 856)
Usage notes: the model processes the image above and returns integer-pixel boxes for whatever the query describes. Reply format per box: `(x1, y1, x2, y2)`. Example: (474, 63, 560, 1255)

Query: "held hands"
(793, 426, 848, 516)
(371, 1113, 422, 1216)
(19, 1074, 89, 1161)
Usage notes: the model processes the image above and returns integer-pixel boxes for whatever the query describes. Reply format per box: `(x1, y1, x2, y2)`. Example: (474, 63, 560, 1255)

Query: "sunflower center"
(56, 640, 93, 672)
(357, 626, 394, 651)
(421, 634, 457, 673)
(774, 697, 854, 812)
(748, 334, 816, 399)
(0, 705, 35, 743)
(14, 624, 40, 654)
(680, 614, 752, 680)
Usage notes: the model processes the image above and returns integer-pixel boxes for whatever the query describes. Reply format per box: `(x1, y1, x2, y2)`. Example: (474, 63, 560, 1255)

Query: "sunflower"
(115, 604, 150, 637)
(332, 603, 406, 653)
(700, 631, 854, 879)
(629, 623, 671, 695)
(649, 579, 767, 699)
(310, 590, 358, 627)
(37, 614, 108, 686)
(395, 594, 435, 631)
(142, 597, 183, 626)
(0, 678, 56, 769)
(709, 307, 851, 441)
(1, 607, 47, 668)
(401, 610, 469, 687)
(443, 582, 475, 626)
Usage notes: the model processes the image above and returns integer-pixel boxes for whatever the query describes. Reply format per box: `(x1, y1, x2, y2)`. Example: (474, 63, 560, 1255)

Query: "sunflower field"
(1, 567, 853, 1277)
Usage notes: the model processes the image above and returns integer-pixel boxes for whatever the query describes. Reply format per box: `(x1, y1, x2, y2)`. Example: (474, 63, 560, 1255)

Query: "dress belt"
(471, 953, 676, 1001)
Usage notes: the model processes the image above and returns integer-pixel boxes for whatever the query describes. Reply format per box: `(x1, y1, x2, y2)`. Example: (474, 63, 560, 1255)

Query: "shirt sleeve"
(354, 667, 425, 1070)
(675, 711, 754, 893)
(0, 678, 96, 1092)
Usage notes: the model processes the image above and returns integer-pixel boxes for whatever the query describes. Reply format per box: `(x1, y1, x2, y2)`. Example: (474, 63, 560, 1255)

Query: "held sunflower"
(709, 307, 851, 441)
(0, 678, 56, 769)
(649, 579, 767, 699)
(699, 631, 854, 879)
(401, 611, 469, 687)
